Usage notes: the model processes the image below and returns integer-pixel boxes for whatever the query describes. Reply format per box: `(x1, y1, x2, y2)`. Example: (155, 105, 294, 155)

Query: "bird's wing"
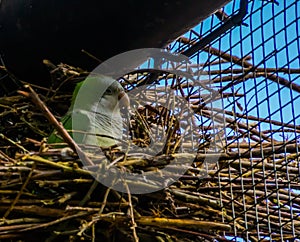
(47, 110, 90, 145)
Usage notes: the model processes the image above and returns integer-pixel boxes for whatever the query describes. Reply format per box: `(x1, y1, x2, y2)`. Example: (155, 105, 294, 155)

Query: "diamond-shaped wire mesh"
(122, 0, 300, 241)
(161, 0, 300, 241)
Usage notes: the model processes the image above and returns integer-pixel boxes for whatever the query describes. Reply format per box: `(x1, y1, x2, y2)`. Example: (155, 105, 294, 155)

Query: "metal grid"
(163, 0, 300, 241)
(121, 0, 300, 241)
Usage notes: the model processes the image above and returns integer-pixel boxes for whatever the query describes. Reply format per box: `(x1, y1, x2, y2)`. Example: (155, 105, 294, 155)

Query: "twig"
(23, 155, 91, 176)
(79, 179, 99, 206)
(123, 181, 139, 242)
(18, 211, 92, 232)
(3, 162, 36, 218)
(0, 133, 29, 153)
(17, 84, 94, 166)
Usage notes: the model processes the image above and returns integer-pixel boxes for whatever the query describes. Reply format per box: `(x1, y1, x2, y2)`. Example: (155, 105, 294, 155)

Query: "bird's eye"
(105, 88, 113, 95)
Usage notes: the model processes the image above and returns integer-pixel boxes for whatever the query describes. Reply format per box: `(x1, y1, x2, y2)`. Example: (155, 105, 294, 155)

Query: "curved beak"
(118, 91, 130, 109)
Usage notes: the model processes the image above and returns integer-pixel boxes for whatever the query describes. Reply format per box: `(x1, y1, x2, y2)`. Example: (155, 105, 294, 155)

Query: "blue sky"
(169, 0, 300, 143)
(137, 0, 299, 146)
(171, 1, 300, 241)
(133, 2, 300, 240)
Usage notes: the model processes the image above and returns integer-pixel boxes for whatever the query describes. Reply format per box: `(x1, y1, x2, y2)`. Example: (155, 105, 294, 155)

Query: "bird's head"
(71, 74, 130, 114)
(97, 78, 130, 115)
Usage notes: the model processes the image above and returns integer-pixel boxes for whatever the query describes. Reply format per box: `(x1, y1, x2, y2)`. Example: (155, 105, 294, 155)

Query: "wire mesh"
(120, 0, 300, 240)
(161, 0, 300, 241)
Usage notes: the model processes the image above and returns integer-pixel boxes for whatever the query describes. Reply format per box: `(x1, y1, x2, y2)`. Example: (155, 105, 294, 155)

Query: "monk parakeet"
(48, 74, 130, 149)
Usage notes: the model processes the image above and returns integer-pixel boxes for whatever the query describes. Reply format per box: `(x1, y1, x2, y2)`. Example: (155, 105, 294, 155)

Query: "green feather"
(48, 75, 124, 148)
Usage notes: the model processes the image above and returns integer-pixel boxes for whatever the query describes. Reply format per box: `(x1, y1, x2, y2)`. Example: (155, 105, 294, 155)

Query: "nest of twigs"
(1, 55, 300, 242)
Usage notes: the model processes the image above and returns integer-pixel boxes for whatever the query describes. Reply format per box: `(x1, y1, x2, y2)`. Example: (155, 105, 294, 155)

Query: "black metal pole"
(182, 0, 248, 58)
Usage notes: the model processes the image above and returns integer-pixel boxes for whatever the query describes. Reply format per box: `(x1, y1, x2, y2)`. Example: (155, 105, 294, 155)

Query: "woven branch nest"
(0, 55, 299, 242)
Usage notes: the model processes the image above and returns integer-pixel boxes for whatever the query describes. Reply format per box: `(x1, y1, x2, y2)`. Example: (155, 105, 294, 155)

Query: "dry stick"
(184, 59, 249, 68)
(17, 211, 92, 233)
(202, 45, 300, 102)
(79, 179, 99, 206)
(180, 73, 285, 140)
(224, 197, 300, 222)
(159, 226, 226, 241)
(0, 218, 45, 228)
(218, 50, 251, 69)
(81, 49, 103, 63)
(203, 46, 253, 68)
(207, 72, 300, 94)
(204, 107, 300, 131)
(0, 133, 29, 153)
(76, 188, 111, 239)
(189, 92, 243, 100)
(217, 154, 300, 172)
(98, 188, 111, 215)
(137, 217, 232, 232)
(34, 178, 93, 187)
(208, 52, 300, 93)
(109, 189, 141, 218)
(263, 128, 300, 134)
(199, 109, 274, 143)
(17, 85, 94, 166)
(203, 67, 300, 75)
(191, 141, 300, 160)
(177, 36, 197, 46)
(123, 181, 139, 242)
(266, 73, 300, 93)
(177, 36, 248, 69)
(0, 150, 18, 164)
(3, 162, 36, 218)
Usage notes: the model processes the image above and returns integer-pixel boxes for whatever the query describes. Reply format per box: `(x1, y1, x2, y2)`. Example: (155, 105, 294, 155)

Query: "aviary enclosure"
(0, 0, 299, 241)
